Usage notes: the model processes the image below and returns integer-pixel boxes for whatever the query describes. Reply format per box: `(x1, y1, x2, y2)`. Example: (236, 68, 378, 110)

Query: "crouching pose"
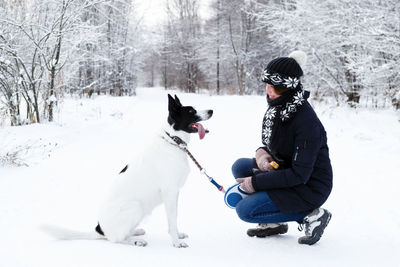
(233, 51, 332, 245)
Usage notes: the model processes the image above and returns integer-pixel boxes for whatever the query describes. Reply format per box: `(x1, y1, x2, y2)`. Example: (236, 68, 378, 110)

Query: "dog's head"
(167, 94, 213, 139)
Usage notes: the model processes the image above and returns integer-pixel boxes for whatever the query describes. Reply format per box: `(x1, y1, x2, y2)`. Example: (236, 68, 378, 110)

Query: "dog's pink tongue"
(193, 123, 206, 140)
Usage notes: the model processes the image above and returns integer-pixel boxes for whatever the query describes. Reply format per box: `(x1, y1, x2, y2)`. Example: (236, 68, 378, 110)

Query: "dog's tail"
(40, 224, 105, 241)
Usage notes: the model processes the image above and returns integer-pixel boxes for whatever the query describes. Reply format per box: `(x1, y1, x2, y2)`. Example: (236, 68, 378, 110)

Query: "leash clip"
(200, 168, 209, 178)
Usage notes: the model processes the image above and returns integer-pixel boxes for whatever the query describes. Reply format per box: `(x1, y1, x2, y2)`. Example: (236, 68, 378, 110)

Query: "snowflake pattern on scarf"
(262, 90, 306, 148)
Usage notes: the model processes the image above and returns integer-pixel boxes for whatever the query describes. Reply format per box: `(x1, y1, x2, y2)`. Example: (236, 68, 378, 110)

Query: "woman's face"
(266, 84, 281, 100)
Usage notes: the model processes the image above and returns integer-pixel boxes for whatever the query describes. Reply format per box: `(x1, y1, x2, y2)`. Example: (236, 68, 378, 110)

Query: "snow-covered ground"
(0, 87, 399, 267)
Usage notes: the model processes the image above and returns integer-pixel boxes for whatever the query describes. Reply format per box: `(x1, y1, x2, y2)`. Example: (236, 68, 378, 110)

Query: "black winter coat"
(251, 94, 333, 213)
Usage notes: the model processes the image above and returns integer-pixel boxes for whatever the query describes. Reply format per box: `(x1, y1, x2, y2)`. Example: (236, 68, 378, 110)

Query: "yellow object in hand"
(269, 161, 279, 169)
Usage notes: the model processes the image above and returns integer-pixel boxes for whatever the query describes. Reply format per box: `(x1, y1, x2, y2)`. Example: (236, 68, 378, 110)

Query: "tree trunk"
(216, 0, 221, 94)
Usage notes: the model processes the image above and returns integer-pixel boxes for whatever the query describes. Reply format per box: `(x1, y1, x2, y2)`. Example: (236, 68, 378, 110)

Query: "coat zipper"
(294, 141, 307, 161)
(294, 146, 299, 161)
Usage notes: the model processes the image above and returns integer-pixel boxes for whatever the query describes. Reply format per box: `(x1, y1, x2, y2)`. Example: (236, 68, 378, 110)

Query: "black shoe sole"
(298, 211, 332, 245)
(247, 224, 289, 238)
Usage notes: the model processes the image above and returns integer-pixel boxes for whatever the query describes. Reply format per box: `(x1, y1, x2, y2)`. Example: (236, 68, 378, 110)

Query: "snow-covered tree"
(251, 0, 400, 108)
(67, 0, 139, 97)
(0, 0, 142, 125)
(162, 0, 203, 93)
(198, 0, 275, 95)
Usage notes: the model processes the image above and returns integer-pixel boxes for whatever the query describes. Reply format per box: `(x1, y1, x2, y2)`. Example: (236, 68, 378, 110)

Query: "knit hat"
(261, 51, 307, 90)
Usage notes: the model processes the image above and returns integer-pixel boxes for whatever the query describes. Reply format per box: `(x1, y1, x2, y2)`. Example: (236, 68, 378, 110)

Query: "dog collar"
(162, 131, 187, 149)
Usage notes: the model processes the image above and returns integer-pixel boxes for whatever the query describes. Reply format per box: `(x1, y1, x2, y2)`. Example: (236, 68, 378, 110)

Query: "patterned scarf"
(261, 89, 310, 151)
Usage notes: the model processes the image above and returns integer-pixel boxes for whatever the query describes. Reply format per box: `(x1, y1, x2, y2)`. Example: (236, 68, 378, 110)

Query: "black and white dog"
(43, 94, 213, 248)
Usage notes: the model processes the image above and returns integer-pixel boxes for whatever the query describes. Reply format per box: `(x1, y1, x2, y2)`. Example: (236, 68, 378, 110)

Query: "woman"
(232, 51, 333, 245)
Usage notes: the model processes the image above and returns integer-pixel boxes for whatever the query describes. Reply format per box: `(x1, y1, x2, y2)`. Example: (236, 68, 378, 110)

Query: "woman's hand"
(255, 148, 274, 172)
(236, 177, 255, 194)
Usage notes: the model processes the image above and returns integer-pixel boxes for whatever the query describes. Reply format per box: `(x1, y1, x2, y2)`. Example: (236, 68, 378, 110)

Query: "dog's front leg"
(162, 189, 188, 248)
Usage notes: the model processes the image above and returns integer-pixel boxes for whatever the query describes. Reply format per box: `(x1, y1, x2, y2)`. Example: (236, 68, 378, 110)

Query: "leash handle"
(210, 178, 225, 193)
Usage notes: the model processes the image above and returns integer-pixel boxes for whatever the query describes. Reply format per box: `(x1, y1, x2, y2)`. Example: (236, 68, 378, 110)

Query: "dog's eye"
(189, 109, 195, 114)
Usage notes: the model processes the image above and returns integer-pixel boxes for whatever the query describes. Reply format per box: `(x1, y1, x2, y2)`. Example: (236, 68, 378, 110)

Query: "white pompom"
(288, 50, 307, 67)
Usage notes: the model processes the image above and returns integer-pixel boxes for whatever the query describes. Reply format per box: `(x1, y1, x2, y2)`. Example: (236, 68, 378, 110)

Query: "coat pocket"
(293, 138, 321, 168)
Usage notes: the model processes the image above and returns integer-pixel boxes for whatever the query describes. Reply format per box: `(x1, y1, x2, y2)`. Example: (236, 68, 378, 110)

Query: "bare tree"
(163, 0, 203, 93)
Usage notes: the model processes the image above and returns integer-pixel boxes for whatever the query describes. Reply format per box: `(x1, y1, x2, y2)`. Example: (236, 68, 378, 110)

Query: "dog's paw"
(178, 232, 188, 239)
(133, 228, 146, 236)
(134, 239, 148, 247)
(124, 236, 147, 247)
(173, 241, 189, 248)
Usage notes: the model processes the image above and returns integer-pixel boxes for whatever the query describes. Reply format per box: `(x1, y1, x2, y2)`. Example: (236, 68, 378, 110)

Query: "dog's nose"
(208, 110, 213, 116)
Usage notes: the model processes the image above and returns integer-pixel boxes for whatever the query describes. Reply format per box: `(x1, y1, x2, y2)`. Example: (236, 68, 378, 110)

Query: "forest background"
(0, 0, 399, 126)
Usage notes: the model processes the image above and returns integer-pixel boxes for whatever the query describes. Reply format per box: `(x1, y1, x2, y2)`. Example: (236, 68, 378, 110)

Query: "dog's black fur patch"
(95, 223, 105, 236)
(119, 164, 128, 174)
(167, 94, 213, 133)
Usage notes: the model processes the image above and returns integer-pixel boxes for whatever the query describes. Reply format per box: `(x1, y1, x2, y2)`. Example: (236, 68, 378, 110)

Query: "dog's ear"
(168, 94, 178, 113)
(174, 95, 182, 107)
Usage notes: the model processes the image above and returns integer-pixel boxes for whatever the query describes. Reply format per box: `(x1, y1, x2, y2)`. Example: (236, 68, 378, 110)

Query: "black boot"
(298, 208, 332, 245)
(247, 223, 288, 237)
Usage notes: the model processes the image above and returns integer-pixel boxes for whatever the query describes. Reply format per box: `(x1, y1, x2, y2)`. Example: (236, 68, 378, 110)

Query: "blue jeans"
(232, 158, 308, 223)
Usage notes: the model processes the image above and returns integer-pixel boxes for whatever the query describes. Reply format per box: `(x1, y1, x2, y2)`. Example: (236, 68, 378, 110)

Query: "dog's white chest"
(154, 142, 190, 187)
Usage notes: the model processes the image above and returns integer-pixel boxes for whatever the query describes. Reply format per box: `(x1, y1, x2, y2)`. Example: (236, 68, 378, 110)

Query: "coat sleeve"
(252, 119, 322, 190)
(256, 146, 271, 154)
